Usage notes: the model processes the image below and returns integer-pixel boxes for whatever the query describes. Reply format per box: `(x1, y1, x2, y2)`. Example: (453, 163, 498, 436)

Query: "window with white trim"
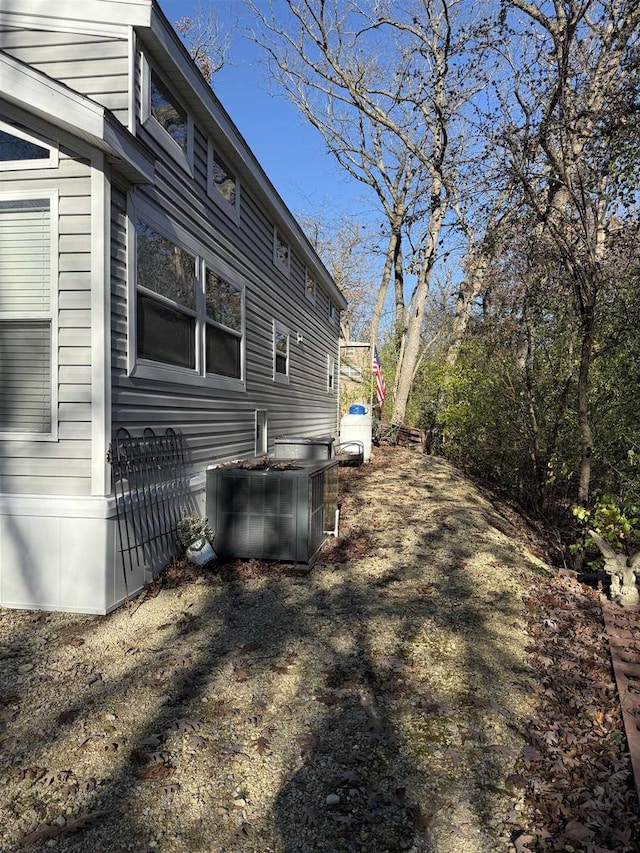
(327, 354, 336, 391)
(273, 321, 290, 383)
(305, 268, 317, 303)
(205, 270, 242, 379)
(141, 56, 193, 171)
(0, 121, 58, 171)
(208, 143, 239, 216)
(273, 228, 290, 275)
(134, 217, 244, 385)
(0, 193, 57, 437)
(136, 220, 197, 369)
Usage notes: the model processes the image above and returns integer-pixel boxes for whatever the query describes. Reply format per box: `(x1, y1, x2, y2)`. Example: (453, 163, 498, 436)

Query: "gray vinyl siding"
(111, 121, 341, 473)
(0, 28, 129, 125)
(0, 139, 93, 495)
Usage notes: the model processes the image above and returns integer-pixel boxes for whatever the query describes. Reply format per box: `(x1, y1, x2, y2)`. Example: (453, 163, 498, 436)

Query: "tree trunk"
(370, 228, 401, 356)
(577, 301, 596, 505)
(393, 235, 405, 351)
(446, 250, 488, 367)
(392, 186, 446, 423)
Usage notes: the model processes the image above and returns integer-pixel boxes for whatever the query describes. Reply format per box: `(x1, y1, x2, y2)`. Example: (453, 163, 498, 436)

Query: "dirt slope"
(0, 447, 637, 852)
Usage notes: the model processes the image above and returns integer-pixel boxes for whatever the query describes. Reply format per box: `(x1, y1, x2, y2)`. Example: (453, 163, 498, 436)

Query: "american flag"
(372, 347, 386, 408)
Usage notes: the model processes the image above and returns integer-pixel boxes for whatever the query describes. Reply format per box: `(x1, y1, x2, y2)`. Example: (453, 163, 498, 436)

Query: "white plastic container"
(340, 405, 373, 462)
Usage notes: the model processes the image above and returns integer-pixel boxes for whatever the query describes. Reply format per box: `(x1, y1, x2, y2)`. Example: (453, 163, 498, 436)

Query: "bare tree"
(493, 0, 640, 504)
(175, 3, 231, 82)
(244, 0, 488, 423)
(298, 213, 376, 340)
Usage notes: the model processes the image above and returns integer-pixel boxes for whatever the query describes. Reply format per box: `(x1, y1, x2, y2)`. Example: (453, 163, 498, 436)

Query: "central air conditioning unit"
(205, 458, 339, 565)
(273, 434, 335, 461)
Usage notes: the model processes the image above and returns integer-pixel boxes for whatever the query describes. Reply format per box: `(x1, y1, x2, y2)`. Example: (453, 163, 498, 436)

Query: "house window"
(141, 56, 193, 171)
(136, 220, 197, 369)
(273, 228, 290, 275)
(150, 70, 188, 152)
(327, 355, 335, 391)
(305, 269, 317, 303)
(273, 321, 290, 382)
(0, 121, 58, 171)
(0, 194, 57, 437)
(132, 213, 245, 387)
(205, 270, 242, 379)
(208, 144, 238, 214)
(329, 300, 338, 323)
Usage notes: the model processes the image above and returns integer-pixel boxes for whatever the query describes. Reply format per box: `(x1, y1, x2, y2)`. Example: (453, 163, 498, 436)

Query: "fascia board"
(0, 55, 154, 184)
(0, 0, 150, 36)
(102, 116, 155, 183)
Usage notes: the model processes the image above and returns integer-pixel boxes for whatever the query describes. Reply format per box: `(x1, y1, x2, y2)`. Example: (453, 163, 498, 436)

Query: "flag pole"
(370, 344, 374, 415)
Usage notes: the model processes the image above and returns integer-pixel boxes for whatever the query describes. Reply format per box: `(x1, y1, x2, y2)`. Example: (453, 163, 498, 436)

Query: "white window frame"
(0, 120, 59, 172)
(273, 227, 290, 276)
(207, 140, 240, 222)
(202, 259, 245, 387)
(305, 268, 317, 304)
(327, 354, 336, 392)
(0, 188, 59, 441)
(140, 54, 194, 175)
(127, 198, 245, 392)
(273, 320, 290, 384)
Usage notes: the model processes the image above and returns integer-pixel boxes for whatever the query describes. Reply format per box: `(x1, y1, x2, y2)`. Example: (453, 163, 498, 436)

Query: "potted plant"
(176, 514, 216, 566)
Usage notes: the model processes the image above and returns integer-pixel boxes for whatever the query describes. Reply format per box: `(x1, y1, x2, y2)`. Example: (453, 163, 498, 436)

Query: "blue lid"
(348, 404, 366, 415)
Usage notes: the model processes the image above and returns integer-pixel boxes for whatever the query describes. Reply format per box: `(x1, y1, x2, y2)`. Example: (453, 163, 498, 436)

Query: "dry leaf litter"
(0, 447, 638, 853)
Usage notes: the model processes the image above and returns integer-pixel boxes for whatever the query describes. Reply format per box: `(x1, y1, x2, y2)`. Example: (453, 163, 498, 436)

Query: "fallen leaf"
(18, 810, 109, 845)
(513, 833, 534, 853)
(254, 736, 271, 755)
(270, 664, 289, 675)
(136, 762, 174, 780)
(159, 783, 181, 796)
(173, 717, 202, 733)
(315, 693, 341, 707)
(239, 642, 262, 654)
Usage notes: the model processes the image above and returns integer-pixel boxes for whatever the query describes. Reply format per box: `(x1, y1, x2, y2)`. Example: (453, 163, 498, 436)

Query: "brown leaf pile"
(510, 576, 640, 851)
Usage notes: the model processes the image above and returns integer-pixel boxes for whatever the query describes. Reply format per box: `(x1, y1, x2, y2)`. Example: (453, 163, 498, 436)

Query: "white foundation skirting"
(0, 481, 205, 614)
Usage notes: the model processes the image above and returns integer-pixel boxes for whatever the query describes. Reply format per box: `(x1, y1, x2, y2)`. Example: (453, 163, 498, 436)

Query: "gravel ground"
(0, 447, 634, 852)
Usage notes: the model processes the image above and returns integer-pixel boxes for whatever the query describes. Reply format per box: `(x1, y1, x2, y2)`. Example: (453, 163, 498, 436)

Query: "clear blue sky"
(157, 0, 369, 225)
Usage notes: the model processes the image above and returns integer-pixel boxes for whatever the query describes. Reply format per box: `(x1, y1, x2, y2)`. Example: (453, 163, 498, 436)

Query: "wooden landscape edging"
(600, 599, 640, 811)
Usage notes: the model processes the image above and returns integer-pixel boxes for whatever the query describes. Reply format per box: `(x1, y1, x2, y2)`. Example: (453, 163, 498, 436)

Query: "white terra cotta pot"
(185, 537, 217, 566)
